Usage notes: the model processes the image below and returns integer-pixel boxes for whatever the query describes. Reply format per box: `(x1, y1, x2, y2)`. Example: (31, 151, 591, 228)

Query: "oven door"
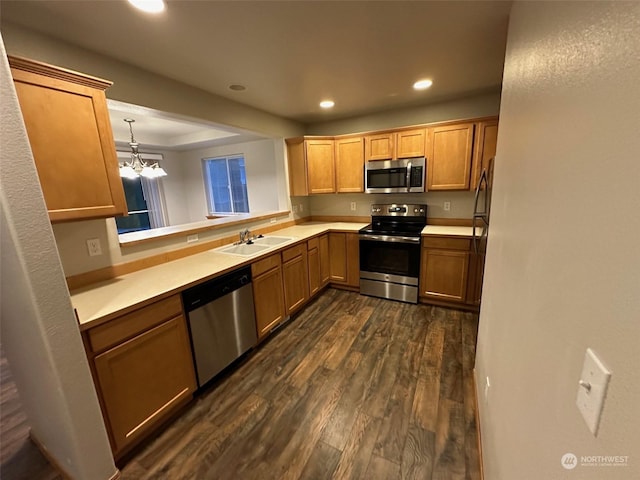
(359, 234, 421, 302)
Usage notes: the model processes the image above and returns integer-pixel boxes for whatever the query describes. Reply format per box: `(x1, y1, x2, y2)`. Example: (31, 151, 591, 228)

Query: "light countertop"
(421, 225, 474, 237)
(71, 221, 473, 329)
(71, 222, 366, 330)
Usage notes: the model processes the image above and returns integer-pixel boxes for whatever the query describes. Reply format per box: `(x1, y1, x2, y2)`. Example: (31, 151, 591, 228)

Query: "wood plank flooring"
(0, 289, 480, 480)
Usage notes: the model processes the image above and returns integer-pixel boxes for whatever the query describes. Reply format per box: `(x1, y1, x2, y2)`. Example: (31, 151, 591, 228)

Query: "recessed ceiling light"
(413, 79, 433, 90)
(320, 100, 335, 109)
(127, 0, 165, 14)
(229, 84, 246, 91)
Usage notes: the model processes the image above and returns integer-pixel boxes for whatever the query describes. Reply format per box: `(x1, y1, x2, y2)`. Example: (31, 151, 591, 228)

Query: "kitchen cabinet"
(364, 128, 426, 161)
(252, 253, 286, 339)
(466, 252, 485, 307)
(9, 56, 127, 222)
(285, 137, 335, 195)
(83, 295, 196, 457)
(319, 234, 330, 286)
(364, 133, 395, 161)
(282, 243, 310, 315)
(420, 237, 471, 303)
(395, 128, 426, 158)
(426, 122, 475, 190)
(335, 136, 364, 193)
(328, 232, 359, 289)
(471, 118, 499, 190)
(307, 238, 321, 297)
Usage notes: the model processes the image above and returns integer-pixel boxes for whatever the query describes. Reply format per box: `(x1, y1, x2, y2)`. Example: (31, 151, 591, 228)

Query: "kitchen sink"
(217, 243, 271, 256)
(251, 235, 295, 246)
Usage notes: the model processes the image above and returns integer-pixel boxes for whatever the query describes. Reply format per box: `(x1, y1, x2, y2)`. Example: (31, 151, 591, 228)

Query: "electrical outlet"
(299, 203, 304, 212)
(444, 201, 451, 212)
(86, 238, 102, 257)
(270, 218, 277, 224)
(350, 202, 357, 211)
(292, 205, 298, 213)
(187, 234, 199, 243)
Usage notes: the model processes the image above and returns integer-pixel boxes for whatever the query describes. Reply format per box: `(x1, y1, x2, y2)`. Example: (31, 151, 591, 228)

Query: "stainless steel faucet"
(239, 228, 251, 243)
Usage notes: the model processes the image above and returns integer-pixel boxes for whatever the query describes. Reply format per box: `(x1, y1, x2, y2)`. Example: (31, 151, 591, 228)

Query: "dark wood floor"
(1, 289, 480, 480)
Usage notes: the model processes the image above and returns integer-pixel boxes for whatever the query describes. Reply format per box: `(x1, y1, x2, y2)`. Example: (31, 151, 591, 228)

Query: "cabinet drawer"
(282, 243, 306, 263)
(88, 295, 182, 353)
(307, 237, 319, 250)
(422, 237, 471, 251)
(251, 253, 282, 277)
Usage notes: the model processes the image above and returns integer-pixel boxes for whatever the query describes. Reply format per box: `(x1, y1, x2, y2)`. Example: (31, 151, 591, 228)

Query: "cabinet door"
(306, 139, 336, 194)
(282, 251, 310, 315)
(94, 316, 196, 453)
(319, 234, 330, 285)
(253, 266, 286, 338)
(427, 123, 475, 190)
(466, 252, 485, 307)
(471, 119, 499, 190)
(335, 137, 364, 193)
(396, 128, 426, 158)
(10, 59, 127, 222)
(420, 249, 470, 302)
(286, 138, 308, 196)
(308, 245, 321, 297)
(364, 133, 394, 161)
(329, 232, 347, 282)
(345, 232, 360, 287)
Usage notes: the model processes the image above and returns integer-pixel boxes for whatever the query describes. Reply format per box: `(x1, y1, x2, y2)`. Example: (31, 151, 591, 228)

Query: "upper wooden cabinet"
(471, 119, 499, 190)
(396, 128, 426, 159)
(335, 136, 364, 193)
(9, 56, 127, 222)
(364, 128, 426, 161)
(426, 122, 475, 190)
(364, 133, 395, 161)
(306, 139, 336, 194)
(286, 137, 335, 195)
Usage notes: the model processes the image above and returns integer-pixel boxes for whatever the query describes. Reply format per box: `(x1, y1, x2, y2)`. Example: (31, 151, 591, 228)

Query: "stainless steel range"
(359, 203, 427, 303)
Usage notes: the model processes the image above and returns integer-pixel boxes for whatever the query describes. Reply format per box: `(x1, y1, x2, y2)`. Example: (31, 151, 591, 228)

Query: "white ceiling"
(106, 99, 259, 151)
(1, 0, 511, 126)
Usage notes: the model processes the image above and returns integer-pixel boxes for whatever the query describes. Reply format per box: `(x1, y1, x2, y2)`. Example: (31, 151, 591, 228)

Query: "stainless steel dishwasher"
(182, 266, 257, 388)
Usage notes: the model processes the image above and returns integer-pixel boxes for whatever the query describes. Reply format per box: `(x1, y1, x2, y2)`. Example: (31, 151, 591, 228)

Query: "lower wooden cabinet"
(328, 232, 360, 288)
(307, 238, 321, 297)
(420, 237, 471, 304)
(319, 234, 330, 285)
(252, 253, 286, 339)
(282, 244, 310, 315)
(83, 294, 196, 457)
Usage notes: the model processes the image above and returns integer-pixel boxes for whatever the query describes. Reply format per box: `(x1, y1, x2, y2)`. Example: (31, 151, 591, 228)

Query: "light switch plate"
(576, 348, 611, 436)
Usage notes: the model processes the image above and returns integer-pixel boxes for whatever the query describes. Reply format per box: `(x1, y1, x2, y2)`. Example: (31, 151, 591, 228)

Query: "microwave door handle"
(406, 161, 412, 193)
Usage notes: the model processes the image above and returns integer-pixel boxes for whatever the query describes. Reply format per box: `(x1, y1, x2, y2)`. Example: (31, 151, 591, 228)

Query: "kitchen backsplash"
(306, 191, 476, 220)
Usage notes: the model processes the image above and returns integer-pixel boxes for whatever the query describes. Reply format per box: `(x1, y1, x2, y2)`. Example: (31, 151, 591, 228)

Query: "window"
(115, 151, 168, 234)
(115, 177, 151, 233)
(203, 155, 249, 214)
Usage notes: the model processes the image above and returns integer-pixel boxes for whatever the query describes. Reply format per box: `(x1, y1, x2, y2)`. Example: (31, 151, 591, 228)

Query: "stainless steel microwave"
(365, 157, 426, 193)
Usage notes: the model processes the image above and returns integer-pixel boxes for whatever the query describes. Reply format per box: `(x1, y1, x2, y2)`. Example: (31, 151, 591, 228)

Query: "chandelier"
(119, 118, 167, 179)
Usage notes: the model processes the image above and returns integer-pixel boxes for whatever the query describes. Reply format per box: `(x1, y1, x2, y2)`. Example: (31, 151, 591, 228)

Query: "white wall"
(156, 149, 190, 226)
(179, 138, 281, 223)
(476, 2, 640, 479)
(0, 37, 116, 480)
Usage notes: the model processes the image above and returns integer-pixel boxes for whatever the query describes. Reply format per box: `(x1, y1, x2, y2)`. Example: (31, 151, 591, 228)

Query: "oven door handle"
(360, 234, 421, 244)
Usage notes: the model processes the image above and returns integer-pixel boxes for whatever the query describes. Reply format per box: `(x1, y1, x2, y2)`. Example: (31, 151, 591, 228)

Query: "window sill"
(118, 210, 291, 248)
